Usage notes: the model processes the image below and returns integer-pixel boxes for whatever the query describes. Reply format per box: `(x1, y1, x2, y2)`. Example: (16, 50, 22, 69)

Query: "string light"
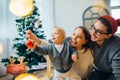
(9, 0, 34, 17)
(15, 73, 39, 80)
(0, 43, 3, 54)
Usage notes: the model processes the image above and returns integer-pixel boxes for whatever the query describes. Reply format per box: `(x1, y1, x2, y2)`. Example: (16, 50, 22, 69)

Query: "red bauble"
(26, 40, 34, 48)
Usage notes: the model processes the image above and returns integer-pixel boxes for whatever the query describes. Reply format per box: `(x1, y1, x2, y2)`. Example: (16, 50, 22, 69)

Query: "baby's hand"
(26, 30, 41, 45)
(71, 54, 78, 62)
(26, 30, 33, 39)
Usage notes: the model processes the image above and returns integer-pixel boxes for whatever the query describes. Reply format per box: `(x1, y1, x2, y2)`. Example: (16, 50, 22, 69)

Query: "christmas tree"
(1, 1, 46, 70)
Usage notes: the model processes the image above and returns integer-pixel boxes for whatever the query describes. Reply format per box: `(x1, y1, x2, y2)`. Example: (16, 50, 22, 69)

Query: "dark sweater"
(92, 35, 120, 80)
(34, 42, 77, 73)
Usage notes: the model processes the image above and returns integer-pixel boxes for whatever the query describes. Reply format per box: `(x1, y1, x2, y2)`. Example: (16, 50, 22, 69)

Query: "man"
(88, 15, 120, 80)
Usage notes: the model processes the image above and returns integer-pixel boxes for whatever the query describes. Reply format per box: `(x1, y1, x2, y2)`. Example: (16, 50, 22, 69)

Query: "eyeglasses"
(91, 25, 108, 36)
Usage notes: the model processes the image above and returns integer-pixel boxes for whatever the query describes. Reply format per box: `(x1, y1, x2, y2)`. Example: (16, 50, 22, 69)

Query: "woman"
(69, 26, 93, 80)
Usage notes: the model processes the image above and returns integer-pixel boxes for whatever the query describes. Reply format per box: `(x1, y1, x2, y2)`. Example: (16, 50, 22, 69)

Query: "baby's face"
(51, 28, 65, 44)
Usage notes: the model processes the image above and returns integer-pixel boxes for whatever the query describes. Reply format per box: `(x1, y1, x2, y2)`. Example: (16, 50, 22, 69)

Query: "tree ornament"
(26, 40, 34, 49)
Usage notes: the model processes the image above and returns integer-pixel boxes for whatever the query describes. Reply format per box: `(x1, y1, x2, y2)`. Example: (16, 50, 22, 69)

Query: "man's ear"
(106, 34, 112, 39)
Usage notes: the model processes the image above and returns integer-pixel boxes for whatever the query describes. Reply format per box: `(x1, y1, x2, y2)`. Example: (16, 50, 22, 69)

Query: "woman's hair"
(73, 26, 93, 53)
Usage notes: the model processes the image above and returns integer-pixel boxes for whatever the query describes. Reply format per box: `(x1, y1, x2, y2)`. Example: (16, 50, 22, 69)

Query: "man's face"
(90, 20, 111, 45)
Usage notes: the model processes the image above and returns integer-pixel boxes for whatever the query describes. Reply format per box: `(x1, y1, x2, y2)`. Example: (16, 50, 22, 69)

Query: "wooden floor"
(0, 69, 51, 80)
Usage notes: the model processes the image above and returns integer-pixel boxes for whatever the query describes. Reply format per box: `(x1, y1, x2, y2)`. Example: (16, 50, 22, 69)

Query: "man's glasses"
(90, 25, 108, 36)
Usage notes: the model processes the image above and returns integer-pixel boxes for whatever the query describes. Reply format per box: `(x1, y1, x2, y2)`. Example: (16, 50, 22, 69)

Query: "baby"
(26, 26, 78, 80)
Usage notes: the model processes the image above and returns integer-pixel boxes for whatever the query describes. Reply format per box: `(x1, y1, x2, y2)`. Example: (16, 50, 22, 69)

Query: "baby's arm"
(66, 43, 78, 62)
(26, 39, 48, 55)
(26, 30, 49, 47)
(71, 54, 78, 62)
(26, 30, 41, 45)
(70, 45, 78, 62)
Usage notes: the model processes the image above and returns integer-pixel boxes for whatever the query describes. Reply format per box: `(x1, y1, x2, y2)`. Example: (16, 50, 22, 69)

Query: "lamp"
(9, 0, 34, 17)
(0, 43, 3, 54)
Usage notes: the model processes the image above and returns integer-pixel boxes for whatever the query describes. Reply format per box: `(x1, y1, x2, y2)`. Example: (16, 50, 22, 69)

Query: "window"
(110, 0, 120, 19)
(110, 0, 120, 34)
(83, 5, 109, 29)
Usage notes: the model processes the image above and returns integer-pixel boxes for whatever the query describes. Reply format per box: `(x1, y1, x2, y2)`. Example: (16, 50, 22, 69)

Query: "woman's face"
(71, 28, 87, 50)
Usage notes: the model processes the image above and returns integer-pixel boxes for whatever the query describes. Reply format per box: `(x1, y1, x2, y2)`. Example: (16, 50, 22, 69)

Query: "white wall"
(37, 0, 54, 39)
(54, 0, 109, 37)
(0, 0, 11, 76)
(0, 0, 18, 59)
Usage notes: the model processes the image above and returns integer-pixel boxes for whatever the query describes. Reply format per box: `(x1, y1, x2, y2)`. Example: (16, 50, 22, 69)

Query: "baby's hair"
(54, 26, 66, 36)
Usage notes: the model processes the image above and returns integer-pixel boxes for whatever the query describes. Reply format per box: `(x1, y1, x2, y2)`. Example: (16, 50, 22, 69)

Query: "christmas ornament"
(26, 40, 34, 48)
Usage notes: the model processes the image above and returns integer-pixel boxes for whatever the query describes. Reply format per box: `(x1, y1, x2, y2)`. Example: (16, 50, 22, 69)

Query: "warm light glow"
(21, 76, 37, 80)
(9, 0, 34, 17)
(93, 0, 106, 8)
(0, 43, 3, 54)
(15, 73, 39, 80)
